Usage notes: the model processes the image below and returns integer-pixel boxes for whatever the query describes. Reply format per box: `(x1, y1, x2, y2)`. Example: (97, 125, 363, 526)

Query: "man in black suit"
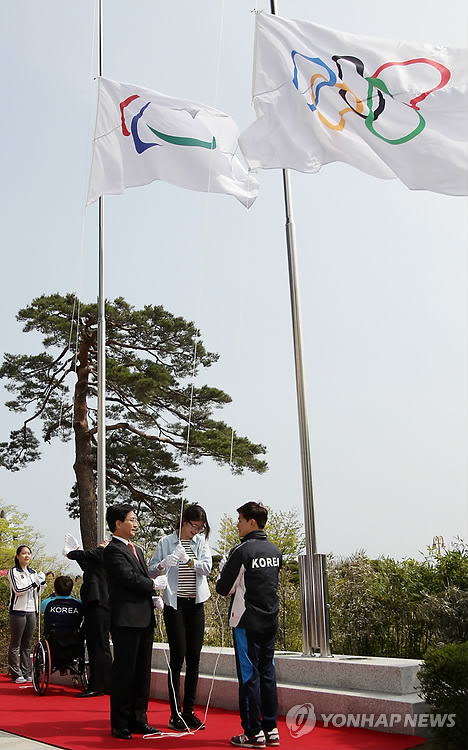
(103, 503, 162, 740)
(62, 535, 112, 697)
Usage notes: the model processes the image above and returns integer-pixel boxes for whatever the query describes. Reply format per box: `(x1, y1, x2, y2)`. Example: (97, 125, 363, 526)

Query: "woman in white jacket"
(149, 504, 212, 732)
(8, 544, 46, 683)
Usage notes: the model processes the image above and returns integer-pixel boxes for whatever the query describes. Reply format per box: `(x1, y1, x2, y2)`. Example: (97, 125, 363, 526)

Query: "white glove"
(153, 574, 168, 591)
(34, 571, 46, 587)
(160, 552, 180, 569)
(175, 543, 190, 564)
(152, 595, 164, 610)
(219, 556, 227, 572)
(62, 532, 80, 557)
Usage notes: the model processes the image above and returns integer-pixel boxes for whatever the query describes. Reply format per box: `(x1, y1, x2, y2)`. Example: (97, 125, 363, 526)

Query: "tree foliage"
(0, 503, 50, 571)
(0, 294, 267, 548)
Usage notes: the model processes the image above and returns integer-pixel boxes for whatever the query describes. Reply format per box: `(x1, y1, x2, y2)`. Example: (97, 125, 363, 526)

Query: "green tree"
(0, 503, 49, 571)
(0, 294, 267, 549)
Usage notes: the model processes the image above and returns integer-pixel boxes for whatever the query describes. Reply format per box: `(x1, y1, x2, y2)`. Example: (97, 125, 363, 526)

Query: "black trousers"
(110, 625, 154, 731)
(84, 604, 112, 692)
(163, 598, 204, 717)
(232, 627, 278, 736)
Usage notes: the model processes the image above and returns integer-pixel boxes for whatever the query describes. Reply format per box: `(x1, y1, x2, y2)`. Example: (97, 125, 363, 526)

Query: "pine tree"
(0, 294, 267, 549)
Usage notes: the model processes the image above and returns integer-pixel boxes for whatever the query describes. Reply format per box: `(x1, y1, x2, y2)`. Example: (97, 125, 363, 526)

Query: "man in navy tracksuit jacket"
(216, 502, 282, 749)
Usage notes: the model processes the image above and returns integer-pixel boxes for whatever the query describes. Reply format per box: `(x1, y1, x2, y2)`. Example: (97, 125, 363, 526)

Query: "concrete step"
(151, 645, 422, 695)
(150, 644, 429, 736)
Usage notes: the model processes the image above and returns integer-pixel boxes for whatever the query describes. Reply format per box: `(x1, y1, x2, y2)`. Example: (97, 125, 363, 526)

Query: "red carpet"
(0, 674, 426, 749)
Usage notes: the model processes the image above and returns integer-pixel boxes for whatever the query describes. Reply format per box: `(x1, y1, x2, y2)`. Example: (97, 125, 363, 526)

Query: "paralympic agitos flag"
(87, 78, 258, 207)
(239, 12, 468, 196)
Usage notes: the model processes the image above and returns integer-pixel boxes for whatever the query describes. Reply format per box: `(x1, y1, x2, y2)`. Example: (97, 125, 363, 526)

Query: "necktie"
(128, 542, 139, 560)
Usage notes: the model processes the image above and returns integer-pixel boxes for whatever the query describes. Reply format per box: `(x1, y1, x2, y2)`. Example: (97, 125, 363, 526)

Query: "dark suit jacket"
(67, 547, 109, 608)
(103, 538, 155, 629)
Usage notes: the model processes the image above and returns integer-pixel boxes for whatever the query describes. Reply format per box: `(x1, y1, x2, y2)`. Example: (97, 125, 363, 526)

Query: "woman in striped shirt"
(149, 504, 212, 731)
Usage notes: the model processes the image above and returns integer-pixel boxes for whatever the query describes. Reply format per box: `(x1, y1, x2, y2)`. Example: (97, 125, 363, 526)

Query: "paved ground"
(0, 730, 58, 749)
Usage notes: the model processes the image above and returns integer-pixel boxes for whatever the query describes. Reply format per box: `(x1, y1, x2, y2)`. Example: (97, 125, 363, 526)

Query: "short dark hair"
(54, 575, 74, 597)
(14, 544, 32, 568)
(106, 503, 135, 533)
(181, 503, 211, 540)
(236, 502, 268, 529)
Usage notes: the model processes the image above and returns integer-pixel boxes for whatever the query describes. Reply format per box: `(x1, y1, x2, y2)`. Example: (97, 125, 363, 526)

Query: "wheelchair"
(32, 628, 89, 696)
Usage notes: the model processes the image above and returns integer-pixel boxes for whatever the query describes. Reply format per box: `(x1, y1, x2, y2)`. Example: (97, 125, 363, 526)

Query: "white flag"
(240, 12, 468, 196)
(87, 77, 258, 207)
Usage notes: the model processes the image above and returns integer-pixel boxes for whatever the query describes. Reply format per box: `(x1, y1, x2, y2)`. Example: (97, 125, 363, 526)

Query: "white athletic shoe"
(265, 728, 280, 746)
(15, 677, 27, 684)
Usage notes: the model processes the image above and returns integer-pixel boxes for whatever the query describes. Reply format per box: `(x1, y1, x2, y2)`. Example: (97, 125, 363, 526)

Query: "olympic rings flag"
(87, 78, 258, 208)
(239, 12, 468, 196)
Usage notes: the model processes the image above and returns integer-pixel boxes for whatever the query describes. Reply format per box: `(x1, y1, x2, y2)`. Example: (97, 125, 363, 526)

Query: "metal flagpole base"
(298, 552, 332, 657)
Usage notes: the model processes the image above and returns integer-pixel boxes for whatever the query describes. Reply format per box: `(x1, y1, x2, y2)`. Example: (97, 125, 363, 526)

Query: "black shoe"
(168, 715, 187, 731)
(76, 689, 105, 697)
(111, 728, 132, 740)
(182, 712, 205, 730)
(129, 724, 161, 735)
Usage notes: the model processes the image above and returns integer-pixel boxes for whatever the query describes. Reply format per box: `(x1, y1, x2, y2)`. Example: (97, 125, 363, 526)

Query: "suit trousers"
(232, 627, 278, 736)
(110, 625, 154, 731)
(84, 604, 112, 693)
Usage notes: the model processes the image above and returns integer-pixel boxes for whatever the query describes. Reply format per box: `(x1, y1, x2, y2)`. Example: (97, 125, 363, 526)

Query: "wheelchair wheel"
(77, 654, 89, 690)
(32, 638, 51, 696)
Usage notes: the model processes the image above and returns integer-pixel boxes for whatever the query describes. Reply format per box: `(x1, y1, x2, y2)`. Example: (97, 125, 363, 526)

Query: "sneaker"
(23, 676, 33, 683)
(231, 731, 266, 748)
(265, 728, 280, 746)
(182, 712, 205, 730)
(168, 716, 187, 731)
(14, 677, 27, 684)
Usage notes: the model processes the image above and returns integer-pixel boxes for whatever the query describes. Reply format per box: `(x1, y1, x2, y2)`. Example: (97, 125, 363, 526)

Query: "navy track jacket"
(216, 530, 282, 632)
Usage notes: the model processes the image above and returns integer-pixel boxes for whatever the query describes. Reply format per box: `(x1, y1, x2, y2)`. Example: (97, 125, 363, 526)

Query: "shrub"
(327, 541, 468, 658)
(417, 641, 468, 750)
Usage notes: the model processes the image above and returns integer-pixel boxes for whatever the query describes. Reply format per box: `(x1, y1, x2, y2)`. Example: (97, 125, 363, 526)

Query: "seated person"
(41, 575, 84, 635)
(41, 576, 84, 665)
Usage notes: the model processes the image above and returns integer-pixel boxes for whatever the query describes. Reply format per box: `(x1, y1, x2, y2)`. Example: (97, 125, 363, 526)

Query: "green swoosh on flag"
(146, 125, 216, 150)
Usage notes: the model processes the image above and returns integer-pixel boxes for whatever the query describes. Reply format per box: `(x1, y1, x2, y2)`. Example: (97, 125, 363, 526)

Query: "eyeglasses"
(188, 521, 205, 532)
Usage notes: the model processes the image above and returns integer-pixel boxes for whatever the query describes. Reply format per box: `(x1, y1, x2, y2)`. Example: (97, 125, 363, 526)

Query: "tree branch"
(23, 366, 73, 430)
(88, 421, 186, 449)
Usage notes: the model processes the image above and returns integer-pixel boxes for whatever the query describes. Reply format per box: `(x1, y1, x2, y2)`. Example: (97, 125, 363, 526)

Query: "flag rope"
(58, 0, 102, 462)
(157, 0, 240, 728)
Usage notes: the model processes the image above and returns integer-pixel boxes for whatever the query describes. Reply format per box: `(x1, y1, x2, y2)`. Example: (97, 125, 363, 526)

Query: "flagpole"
(269, 0, 331, 656)
(96, 0, 106, 544)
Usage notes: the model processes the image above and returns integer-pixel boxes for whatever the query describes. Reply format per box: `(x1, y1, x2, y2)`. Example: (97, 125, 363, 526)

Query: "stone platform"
(149, 645, 429, 736)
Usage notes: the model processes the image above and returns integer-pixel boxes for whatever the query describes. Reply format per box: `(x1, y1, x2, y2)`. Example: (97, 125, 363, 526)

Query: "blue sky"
(0, 1, 467, 564)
